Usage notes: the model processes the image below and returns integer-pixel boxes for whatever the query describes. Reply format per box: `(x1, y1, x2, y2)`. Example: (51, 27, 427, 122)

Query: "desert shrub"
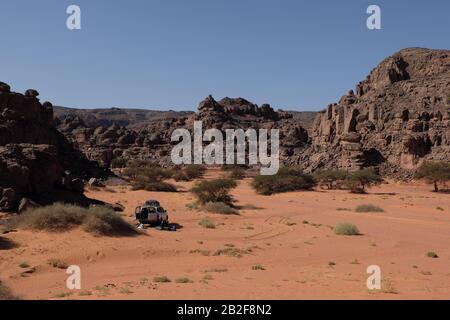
(130, 176, 177, 192)
(222, 165, 248, 180)
(153, 276, 171, 283)
(229, 167, 246, 180)
(203, 202, 239, 215)
(12, 203, 86, 232)
(192, 178, 237, 205)
(345, 168, 383, 193)
(333, 223, 360, 236)
(355, 204, 385, 213)
(12, 204, 138, 237)
(251, 264, 266, 271)
(0, 281, 18, 300)
(184, 164, 206, 180)
(426, 251, 439, 258)
(173, 164, 206, 181)
(175, 277, 192, 284)
(251, 167, 316, 195)
(123, 162, 177, 192)
(186, 202, 199, 210)
(198, 218, 216, 229)
(213, 247, 249, 258)
(83, 206, 138, 236)
(414, 161, 450, 192)
(314, 169, 348, 189)
(111, 157, 127, 169)
(48, 258, 69, 269)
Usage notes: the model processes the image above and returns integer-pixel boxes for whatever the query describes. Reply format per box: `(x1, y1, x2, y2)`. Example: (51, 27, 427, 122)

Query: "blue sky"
(1, 0, 448, 111)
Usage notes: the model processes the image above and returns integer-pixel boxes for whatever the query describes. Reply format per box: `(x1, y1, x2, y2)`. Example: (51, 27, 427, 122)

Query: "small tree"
(314, 169, 348, 189)
(345, 168, 382, 194)
(191, 178, 237, 205)
(415, 161, 450, 192)
(251, 167, 316, 195)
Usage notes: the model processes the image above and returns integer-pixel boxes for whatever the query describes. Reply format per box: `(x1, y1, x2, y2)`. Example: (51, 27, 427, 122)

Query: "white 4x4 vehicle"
(135, 204, 169, 226)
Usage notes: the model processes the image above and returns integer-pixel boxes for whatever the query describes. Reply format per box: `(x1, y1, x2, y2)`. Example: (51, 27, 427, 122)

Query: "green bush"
(173, 164, 206, 181)
(130, 177, 177, 192)
(251, 167, 316, 195)
(426, 251, 439, 258)
(355, 204, 385, 213)
(229, 167, 246, 180)
(175, 277, 192, 284)
(333, 223, 360, 236)
(222, 165, 248, 180)
(198, 218, 216, 229)
(415, 161, 450, 192)
(47, 258, 69, 269)
(153, 276, 171, 283)
(345, 168, 382, 193)
(123, 162, 177, 192)
(12, 204, 138, 237)
(184, 164, 206, 180)
(192, 178, 237, 205)
(203, 202, 238, 215)
(127, 164, 176, 191)
(314, 169, 348, 189)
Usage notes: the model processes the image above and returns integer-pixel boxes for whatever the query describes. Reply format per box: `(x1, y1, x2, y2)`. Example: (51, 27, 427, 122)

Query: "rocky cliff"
(303, 48, 450, 177)
(0, 82, 104, 211)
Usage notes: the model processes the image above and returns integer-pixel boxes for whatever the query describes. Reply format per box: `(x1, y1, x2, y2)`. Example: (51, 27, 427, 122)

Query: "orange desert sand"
(1, 169, 449, 300)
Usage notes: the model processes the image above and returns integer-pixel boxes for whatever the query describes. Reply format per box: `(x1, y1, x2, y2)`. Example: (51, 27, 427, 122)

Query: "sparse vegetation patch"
(333, 223, 360, 236)
(192, 178, 237, 205)
(12, 203, 138, 237)
(251, 167, 316, 195)
(355, 204, 385, 213)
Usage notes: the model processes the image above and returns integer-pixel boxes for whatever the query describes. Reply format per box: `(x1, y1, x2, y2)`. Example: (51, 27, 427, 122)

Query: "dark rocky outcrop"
(0, 84, 106, 211)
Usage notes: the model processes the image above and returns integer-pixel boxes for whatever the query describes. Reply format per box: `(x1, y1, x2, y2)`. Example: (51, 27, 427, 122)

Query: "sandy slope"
(1, 171, 450, 300)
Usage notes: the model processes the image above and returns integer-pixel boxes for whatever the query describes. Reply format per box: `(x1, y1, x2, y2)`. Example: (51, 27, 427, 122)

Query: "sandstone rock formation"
(57, 95, 310, 167)
(0, 83, 105, 211)
(53, 47, 450, 179)
(305, 48, 450, 177)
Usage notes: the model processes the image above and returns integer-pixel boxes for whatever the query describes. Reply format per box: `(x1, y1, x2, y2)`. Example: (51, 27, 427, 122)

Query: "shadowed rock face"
(305, 48, 450, 177)
(0, 84, 104, 211)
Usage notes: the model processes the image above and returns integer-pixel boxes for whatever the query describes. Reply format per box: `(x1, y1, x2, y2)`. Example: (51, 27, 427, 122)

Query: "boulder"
(24, 89, 39, 98)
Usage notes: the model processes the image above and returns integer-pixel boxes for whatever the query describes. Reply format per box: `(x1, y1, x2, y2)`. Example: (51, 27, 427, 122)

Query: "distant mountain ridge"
(53, 106, 195, 128)
(53, 106, 318, 132)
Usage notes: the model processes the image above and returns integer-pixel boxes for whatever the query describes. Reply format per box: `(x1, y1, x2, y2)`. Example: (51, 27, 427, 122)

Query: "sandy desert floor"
(1, 170, 450, 300)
